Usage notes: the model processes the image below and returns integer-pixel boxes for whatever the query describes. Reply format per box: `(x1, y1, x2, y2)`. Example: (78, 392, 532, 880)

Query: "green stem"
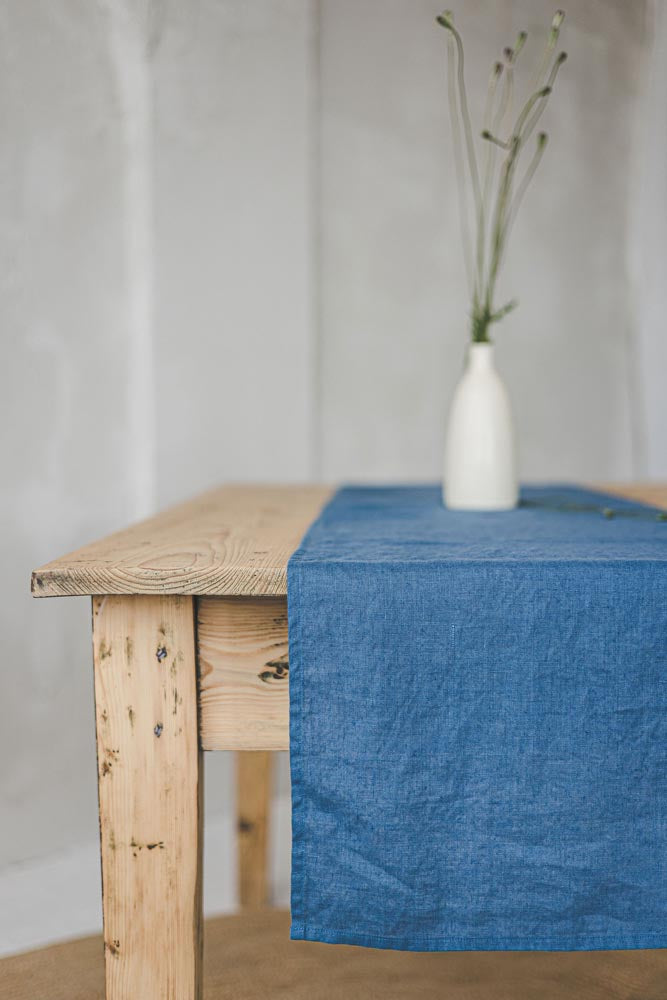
(448, 22, 482, 217)
(520, 52, 567, 144)
(480, 63, 503, 297)
(504, 133, 548, 244)
(513, 84, 552, 139)
(439, 16, 483, 303)
(484, 83, 551, 309)
(530, 10, 564, 92)
(446, 35, 474, 295)
(482, 130, 510, 150)
(437, 12, 566, 343)
(485, 137, 519, 314)
(493, 62, 513, 135)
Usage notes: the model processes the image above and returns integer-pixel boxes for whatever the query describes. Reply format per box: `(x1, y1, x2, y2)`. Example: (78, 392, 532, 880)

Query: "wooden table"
(31, 482, 667, 1000)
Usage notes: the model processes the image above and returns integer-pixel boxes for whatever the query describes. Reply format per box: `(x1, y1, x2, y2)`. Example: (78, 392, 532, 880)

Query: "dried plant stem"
(437, 10, 566, 343)
(521, 52, 567, 144)
(484, 139, 518, 319)
(447, 35, 474, 294)
(485, 85, 551, 312)
(531, 10, 564, 91)
(480, 64, 504, 291)
(504, 133, 548, 248)
(447, 23, 482, 218)
(443, 17, 483, 307)
(495, 62, 513, 135)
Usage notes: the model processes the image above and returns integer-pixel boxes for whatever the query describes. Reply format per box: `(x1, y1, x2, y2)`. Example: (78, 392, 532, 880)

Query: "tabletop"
(32, 483, 667, 599)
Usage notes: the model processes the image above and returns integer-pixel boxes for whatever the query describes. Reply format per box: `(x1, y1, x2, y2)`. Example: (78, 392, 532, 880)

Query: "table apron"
(197, 596, 289, 751)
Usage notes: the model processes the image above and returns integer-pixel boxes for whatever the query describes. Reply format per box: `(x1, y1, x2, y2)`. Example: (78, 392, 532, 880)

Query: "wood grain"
(237, 752, 272, 908)
(31, 484, 667, 601)
(198, 597, 289, 751)
(32, 485, 332, 599)
(199, 484, 667, 753)
(93, 595, 203, 1000)
(592, 482, 667, 509)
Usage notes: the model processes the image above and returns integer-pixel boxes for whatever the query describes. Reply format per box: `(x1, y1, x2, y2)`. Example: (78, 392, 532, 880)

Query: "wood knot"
(100, 747, 119, 777)
(259, 657, 289, 684)
(238, 819, 254, 834)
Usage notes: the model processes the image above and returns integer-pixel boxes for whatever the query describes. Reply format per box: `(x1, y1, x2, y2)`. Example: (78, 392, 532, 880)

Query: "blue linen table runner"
(287, 485, 667, 952)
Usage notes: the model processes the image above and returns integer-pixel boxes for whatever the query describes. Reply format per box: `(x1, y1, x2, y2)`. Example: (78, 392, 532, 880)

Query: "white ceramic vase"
(443, 342, 518, 511)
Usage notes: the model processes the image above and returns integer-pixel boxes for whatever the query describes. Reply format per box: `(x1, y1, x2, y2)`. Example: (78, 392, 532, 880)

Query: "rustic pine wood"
(33, 483, 666, 602)
(198, 483, 667, 752)
(198, 597, 289, 751)
(92, 595, 203, 1000)
(237, 752, 273, 908)
(593, 482, 667, 508)
(32, 485, 332, 598)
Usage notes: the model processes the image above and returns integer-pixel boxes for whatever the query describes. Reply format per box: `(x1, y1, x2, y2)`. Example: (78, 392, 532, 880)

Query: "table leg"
(92, 595, 203, 1000)
(237, 751, 272, 907)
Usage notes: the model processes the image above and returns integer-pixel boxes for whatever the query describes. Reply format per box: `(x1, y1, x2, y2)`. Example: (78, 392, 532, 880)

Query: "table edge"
(31, 482, 666, 599)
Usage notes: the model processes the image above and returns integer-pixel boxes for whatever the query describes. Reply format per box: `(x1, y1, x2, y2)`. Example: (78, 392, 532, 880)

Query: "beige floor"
(2, 909, 666, 1000)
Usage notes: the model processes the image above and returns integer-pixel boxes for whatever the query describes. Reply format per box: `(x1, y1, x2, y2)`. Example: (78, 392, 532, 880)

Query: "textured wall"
(153, 0, 317, 503)
(633, 0, 667, 479)
(0, 0, 313, 954)
(0, 0, 662, 954)
(0, 0, 134, 877)
(318, 0, 649, 482)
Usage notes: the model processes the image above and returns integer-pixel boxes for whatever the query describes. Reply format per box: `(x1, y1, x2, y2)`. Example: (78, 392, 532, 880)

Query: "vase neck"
(466, 342, 495, 371)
